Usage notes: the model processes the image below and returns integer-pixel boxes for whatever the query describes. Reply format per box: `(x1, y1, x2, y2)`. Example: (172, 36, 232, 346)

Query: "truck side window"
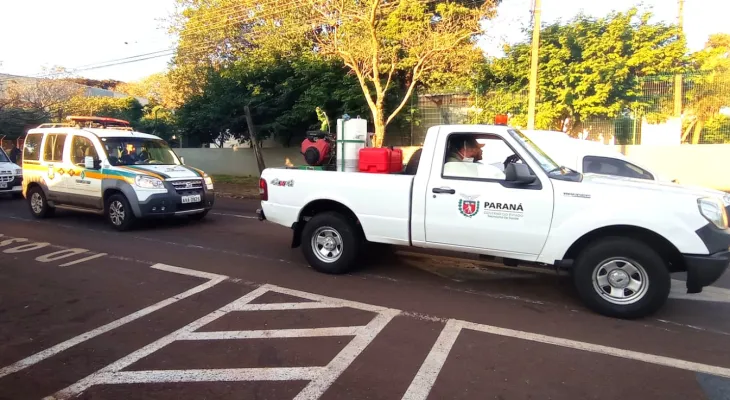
(43, 134, 67, 163)
(72, 136, 98, 165)
(23, 134, 43, 162)
(442, 133, 520, 181)
(583, 156, 654, 180)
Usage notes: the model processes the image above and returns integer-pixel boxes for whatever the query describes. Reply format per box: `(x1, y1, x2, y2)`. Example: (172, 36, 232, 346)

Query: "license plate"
(181, 194, 201, 204)
(0, 182, 7, 189)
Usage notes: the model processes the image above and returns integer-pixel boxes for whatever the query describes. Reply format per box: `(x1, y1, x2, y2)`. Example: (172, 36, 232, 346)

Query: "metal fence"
(400, 72, 730, 146)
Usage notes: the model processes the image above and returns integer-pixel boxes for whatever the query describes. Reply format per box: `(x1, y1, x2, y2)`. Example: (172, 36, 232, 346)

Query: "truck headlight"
(698, 197, 728, 229)
(135, 175, 164, 189)
(204, 175, 214, 190)
(15, 168, 22, 175)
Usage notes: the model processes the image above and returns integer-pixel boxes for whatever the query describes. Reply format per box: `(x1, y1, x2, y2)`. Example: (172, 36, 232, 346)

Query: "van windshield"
(101, 137, 181, 166)
(0, 148, 9, 163)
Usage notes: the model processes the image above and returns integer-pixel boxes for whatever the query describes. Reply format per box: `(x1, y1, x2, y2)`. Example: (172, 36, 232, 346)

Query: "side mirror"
(180, 156, 185, 165)
(505, 163, 536, 184)
(84, 156, 101, 170)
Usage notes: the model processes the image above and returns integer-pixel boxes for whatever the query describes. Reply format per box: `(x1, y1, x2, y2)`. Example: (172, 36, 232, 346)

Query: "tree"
(176, 55, 368, 148)
(116, 73, 183, 110)
(474, 8, 686, 133)
(297, 0, 499, 146)
(60, 96, 144, 126)
(683, 33, 730, 144)
(168, 0, 498, 147)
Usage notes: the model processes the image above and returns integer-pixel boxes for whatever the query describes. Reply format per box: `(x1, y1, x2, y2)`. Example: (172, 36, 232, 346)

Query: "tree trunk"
(372, 106, 386, 148)
(691, 119, 704, 145)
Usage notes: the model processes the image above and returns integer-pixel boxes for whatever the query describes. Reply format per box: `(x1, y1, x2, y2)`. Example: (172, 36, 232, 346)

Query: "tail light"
(259, 177, 268, 201)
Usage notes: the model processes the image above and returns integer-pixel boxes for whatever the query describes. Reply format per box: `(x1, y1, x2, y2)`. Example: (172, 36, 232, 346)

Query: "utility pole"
(527, 0, 542, 130)
(244, 105, 267, 174)
(674, 0, 684, 118)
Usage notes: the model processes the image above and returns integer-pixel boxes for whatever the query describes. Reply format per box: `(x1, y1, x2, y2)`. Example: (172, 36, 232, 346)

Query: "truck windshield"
(507, 128, 564, 174)
(0, 148, 9, 163)
(101, 137, 181, 166)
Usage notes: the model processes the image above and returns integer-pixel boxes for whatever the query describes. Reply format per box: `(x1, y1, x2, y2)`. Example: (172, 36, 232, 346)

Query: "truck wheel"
(106, 194, 136, 231)
(27, 186, 54, 218)
(572, 237, 670, 319)
(301, 212, 361, 274)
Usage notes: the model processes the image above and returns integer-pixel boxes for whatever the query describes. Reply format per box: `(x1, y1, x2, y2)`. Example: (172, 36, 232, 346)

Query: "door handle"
(432, 187, 456, 194)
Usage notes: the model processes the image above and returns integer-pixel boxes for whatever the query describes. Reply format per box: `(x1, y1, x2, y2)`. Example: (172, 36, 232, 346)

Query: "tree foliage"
(176, 55, 368, 147)
(168, 0, 499, 146)
(683, 33, 730, 143)
(471, 8, 686, 133)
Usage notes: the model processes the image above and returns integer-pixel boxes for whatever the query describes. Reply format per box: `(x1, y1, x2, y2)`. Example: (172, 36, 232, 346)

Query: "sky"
(0, 0, 728, 83)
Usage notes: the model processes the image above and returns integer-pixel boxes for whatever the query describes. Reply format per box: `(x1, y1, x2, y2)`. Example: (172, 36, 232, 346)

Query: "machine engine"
(300, 131, 335, 168)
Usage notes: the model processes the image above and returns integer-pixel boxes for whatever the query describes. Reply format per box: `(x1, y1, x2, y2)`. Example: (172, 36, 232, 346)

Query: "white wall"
(175, 147, 302, 176)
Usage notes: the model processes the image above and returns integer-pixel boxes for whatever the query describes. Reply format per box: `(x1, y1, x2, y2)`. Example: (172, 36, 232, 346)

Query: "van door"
(65, 134, 104, 209)
(423, 130, 554, 259)
(41, 133, 69, 202)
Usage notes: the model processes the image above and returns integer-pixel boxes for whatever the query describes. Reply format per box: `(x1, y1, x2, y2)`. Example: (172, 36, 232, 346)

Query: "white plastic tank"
(336, 117, 367, 172)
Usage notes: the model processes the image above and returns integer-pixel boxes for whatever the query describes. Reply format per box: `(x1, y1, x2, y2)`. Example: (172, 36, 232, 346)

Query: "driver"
(444, 135, 505, 179)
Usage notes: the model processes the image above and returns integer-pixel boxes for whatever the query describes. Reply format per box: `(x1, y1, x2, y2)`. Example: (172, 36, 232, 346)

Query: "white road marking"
(35, 248, 89, 263)
(3, 242, 50, 253)
(0, 263, 228, 380)
(46, 284, 399, 400)
(58, 252, 107, 266)
(402, 319, 730, 400)
(212, 212, 257, 219)
(180, 327, 364, 340)
(234, 302, 343, 311)
(402, 319, 463, 400)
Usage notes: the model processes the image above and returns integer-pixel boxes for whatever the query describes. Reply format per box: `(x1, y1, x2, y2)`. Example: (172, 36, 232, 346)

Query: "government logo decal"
(458, 194, 480, 218)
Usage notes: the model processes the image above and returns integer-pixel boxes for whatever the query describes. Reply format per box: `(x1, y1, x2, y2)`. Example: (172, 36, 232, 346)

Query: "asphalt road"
(1, 194, 730, 400)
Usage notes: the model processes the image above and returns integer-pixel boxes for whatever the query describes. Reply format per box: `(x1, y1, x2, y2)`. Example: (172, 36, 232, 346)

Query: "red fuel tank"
(358, 147, 403, 173)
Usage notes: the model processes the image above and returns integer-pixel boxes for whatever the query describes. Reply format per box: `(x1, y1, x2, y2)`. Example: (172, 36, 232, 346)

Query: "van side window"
(72, 136, 98, 165)
(583, 156, 654, 180)
(23, 134, 43, 162)
(43, 134, 68, 163)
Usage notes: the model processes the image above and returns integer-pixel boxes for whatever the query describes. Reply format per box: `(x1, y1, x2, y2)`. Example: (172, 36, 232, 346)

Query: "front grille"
(0, 176, 12, 183)
(170, 179, 203, 194)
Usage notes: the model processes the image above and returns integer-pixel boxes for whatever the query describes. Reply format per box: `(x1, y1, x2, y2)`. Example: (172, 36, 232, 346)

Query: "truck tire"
(572, 236, 670, 319)
(106, 194, 136, 231)
(301, 211, 362, 274)
(27, 186, 55, 218)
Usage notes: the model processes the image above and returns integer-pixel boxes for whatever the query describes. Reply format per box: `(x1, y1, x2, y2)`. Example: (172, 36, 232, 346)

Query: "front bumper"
(137, 189, 216, 217)
(684, 250, 730, 293)
(0, 176, 22, 193)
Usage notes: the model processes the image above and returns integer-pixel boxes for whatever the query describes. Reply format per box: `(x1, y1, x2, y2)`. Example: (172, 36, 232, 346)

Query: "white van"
(22, 116, 215, 230)
(0, 147, 23, 197)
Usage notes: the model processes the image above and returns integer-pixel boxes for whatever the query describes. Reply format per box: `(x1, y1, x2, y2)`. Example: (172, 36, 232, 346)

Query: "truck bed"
(262, 168, 415, 246)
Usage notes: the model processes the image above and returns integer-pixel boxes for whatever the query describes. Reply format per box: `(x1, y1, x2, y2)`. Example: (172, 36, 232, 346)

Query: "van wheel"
(301, 212, 361, 274)
(106, 194, 136, 231)
(27, 187, 54, 218)
(572, 236, 670, 319)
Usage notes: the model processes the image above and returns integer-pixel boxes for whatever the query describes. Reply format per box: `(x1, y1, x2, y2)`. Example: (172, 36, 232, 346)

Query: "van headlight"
(204, 174, 214, 190)
(135, 175, 164, 189)
(15, 168, 22, 176)
(698, 197, 728, 229)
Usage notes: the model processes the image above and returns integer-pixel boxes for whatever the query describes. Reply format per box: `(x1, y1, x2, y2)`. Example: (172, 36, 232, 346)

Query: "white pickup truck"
(256, 124, 730, 319)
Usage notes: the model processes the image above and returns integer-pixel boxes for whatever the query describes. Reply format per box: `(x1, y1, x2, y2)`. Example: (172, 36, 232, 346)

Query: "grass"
(211, 174, 259, 185)
(210, 174, 260, 199)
